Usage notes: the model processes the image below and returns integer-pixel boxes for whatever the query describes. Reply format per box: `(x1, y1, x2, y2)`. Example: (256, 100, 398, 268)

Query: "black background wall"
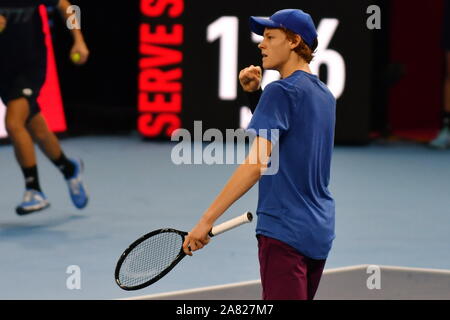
(50, 0, 139, 135)
(50, 0, 390, 144)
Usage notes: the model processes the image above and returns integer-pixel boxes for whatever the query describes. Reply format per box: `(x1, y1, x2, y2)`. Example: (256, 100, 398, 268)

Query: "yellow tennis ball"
(71, 52, 81, 63)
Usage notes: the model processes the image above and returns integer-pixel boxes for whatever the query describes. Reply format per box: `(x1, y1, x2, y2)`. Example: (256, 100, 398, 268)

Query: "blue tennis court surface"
(1, 135, 449, 299)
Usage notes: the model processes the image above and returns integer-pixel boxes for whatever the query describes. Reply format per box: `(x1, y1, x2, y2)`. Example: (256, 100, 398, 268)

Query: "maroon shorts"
(257, 235, 326, 300)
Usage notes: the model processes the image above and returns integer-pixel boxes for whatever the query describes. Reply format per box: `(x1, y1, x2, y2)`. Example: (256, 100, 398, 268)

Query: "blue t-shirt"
(247, 70, 336, 260)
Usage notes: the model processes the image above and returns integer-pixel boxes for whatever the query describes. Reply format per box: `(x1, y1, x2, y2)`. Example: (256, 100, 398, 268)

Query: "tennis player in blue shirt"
(183, 9, 336, 300)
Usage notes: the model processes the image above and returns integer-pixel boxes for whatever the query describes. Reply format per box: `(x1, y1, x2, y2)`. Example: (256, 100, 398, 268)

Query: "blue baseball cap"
(249, 9, 318, 49)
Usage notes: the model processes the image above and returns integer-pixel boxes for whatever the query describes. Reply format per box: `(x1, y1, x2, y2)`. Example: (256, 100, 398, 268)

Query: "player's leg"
(430, 0, 450, 149)
(444, 51, 450, 115)
(429, 51, 450, 149)
(5, 97, 49, 215)
(5, 97, 37, 168)
(257, 235, 308, 300)
(27, 113, 73, 177)
(26, 112, 89, 209)
(306, 257, 326, 300)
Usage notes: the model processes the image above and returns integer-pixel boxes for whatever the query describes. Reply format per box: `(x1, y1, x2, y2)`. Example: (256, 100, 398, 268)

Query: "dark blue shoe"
(66, 158, 89, 209)
(16, 189, 50, 216)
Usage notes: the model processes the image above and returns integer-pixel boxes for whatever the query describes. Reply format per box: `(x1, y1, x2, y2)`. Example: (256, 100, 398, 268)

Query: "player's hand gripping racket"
(115, 211, 253, 291)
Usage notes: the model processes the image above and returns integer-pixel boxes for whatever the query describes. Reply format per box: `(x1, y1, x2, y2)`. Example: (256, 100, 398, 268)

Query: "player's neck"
(279, 55, 311, 79)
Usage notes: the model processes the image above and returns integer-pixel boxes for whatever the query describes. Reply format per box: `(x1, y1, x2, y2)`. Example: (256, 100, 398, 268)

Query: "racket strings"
(118, 232, 184, 288)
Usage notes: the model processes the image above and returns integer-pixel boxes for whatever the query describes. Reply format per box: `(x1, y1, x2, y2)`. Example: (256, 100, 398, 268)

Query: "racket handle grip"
(208, 211, 253, 237)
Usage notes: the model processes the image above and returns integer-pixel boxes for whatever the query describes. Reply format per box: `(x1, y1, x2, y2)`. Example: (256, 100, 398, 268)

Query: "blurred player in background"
(182, 9, 336, 300)
(0, 0, 89, 215)
(429, 0, 450, 149)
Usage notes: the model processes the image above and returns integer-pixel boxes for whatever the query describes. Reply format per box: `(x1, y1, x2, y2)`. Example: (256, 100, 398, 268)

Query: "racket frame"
(114, 228, 188, 291)
(114, 211, 253, 291)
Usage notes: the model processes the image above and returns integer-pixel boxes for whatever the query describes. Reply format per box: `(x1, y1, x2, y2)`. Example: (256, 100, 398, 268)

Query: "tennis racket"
(115, 211, 253, 291)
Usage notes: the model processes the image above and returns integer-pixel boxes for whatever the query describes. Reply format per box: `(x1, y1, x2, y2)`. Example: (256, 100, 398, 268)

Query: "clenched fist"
(70, 40, 90, 65)
(239, 65, 262, 92)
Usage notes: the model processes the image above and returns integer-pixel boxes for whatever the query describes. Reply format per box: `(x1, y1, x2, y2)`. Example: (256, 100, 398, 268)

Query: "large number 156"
(207, 16, 345, 126)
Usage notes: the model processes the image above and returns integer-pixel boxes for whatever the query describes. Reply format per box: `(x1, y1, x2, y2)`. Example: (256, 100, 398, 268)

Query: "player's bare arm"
(57, 0, 89, 65)
(183, 135, 272, 255)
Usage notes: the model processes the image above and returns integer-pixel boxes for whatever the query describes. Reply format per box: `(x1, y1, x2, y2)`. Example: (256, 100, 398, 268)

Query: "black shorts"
(0, 61, 47, 121)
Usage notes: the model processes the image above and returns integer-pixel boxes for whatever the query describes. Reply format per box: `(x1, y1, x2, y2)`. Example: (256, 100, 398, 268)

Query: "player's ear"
(290, 34, 301, 49)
